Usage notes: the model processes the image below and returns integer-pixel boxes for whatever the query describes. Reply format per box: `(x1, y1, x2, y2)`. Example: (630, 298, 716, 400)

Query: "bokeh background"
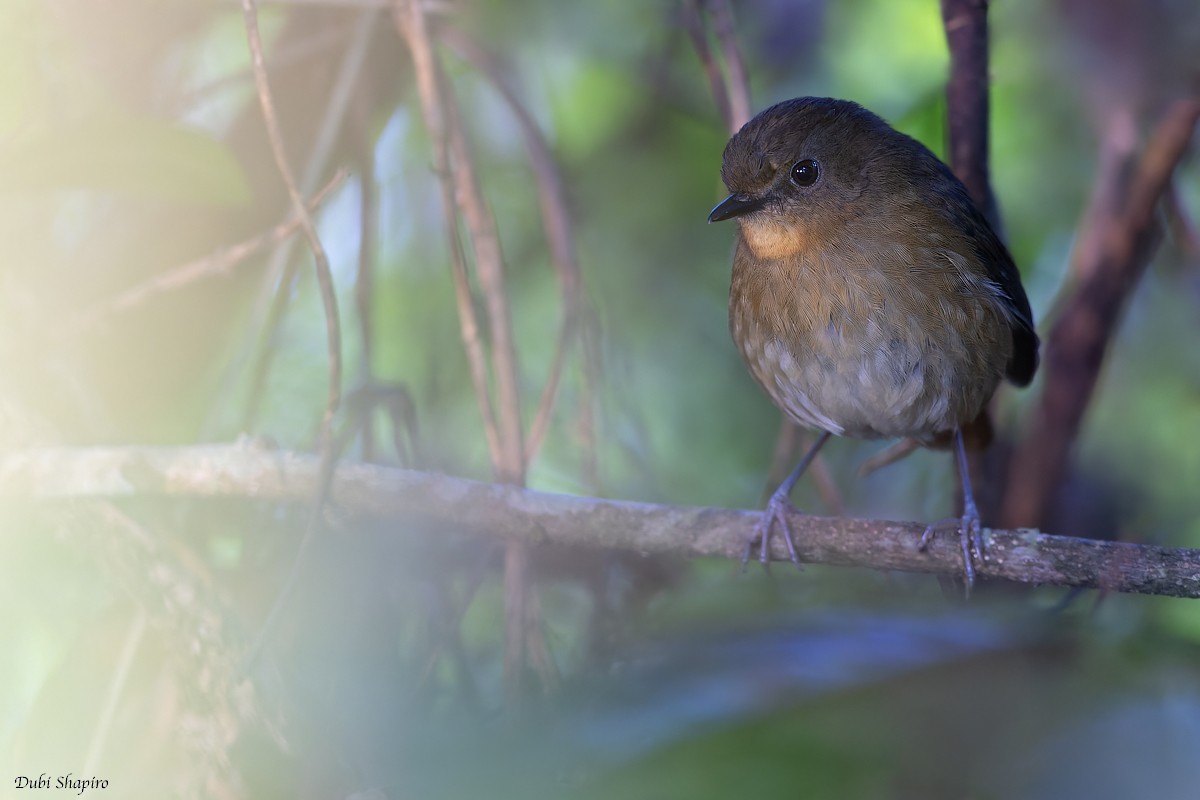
(2, 0, 1199, 797)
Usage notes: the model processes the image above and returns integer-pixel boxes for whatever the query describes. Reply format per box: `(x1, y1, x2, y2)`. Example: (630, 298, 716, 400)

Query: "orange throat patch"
(738, 218, 813, 261)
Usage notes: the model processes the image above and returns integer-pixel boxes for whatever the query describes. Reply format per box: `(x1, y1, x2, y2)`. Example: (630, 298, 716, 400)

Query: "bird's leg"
(745, 430, 832, 570)
(918, 427, 982, 593)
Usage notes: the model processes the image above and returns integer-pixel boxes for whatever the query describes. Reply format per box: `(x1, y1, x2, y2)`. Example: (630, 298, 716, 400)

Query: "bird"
(708, 96, 1039, 589)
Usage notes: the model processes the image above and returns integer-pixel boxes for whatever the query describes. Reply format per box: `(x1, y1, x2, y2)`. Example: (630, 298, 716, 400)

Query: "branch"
(240, 0, 343, 453)
(240, 0, 346, 666)
(684, 0, 752, 134)
(5, 445, 1200, 599)
(71, 171, 346, 336)
(393, 0, 501, 466)
(940, 0, 1000, 231)
(440, 29, 593, 471)
(708, 0, 751, 132)
(394, 0, 529, 701)
(1002, 97, 1200, 529)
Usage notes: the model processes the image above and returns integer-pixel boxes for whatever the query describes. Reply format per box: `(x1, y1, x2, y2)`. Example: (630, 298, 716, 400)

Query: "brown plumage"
(709, 97, 1038, 588)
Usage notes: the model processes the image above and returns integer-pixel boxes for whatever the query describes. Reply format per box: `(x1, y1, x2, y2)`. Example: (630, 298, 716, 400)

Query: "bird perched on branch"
(709, 96, 1039, 589)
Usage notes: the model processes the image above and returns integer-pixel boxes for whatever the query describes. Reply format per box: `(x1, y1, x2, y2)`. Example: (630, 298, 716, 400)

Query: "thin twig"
(708, 0, 751, 132)
(71, 171, 346, 336)
(857, 437, 922, 478)
(683, 0, 731, 132)
(442, 98, 526, 480)
(412, 560, 489, 709)
(440, 30, 590, 468)
(229, 9, 374, 435)
(393, 0, 501, 466)
(442, 60, 531, 707)
(394, 0, 530, 703)
(240, 0, 344, 663)
(354, 112, 378, 461)
(241, 0, 342, 450)
(8, 444, 1200, 599)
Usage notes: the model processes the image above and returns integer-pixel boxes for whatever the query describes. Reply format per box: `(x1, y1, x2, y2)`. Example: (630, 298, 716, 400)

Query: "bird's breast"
(728, 237, 1011, 440)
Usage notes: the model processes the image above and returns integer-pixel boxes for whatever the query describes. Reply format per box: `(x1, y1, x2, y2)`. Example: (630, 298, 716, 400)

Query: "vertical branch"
(1002, 99, 1200, 529)
(940, 0, 1005, 527)
(443, 99, 526, 481)
(354, 111, 378, 461)
(940, 0, 1000, 232)
(683, 0, 732, 131)
(708, 0, 751, 133)
(439, 30, 592, 470)
(443, 96, 532, 703)
(684, 0, 752, 133)
(224, 9, 376, 437)
(393, 0, 501, 467)
(240, 0, 342, 474)
(394, 0, 531, 703)
(240, 0, 345, 667)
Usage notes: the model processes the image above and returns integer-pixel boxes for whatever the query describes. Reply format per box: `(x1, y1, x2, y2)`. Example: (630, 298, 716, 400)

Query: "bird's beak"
(708, 193, 766, 223)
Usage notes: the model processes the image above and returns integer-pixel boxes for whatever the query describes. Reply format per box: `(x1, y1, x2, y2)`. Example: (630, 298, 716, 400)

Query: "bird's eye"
(790, 159, 819, 187)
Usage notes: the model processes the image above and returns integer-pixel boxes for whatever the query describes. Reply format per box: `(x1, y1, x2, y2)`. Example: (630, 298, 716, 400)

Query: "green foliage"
(4, 0, 1200, 797)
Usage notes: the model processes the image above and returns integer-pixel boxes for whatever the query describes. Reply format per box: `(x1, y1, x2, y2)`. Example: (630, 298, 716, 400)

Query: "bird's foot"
(742, 490, 804, 571)
(919, 507, 983, 595)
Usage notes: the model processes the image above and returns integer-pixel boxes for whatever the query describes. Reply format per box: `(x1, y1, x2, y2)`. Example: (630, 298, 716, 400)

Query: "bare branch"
(5, 444, 1200, 599)
(708, 0, 751, 132)
(234, 9, 374, 436)
(393, 0, 502, 464)
(1002, 97, 1200, 529)
(71, 171, 346, 335)
(684, 0, 752, 134)
(683, 0, 732, 132)
(354, 117, 378, 461)
(240, 0, 346, 667)
(439, 30, 592, 470)
(443, 97, 526, 481)
(940, 0, 1001, 230)
(394, 0, 529, 702)
(240, 0, 343, 450)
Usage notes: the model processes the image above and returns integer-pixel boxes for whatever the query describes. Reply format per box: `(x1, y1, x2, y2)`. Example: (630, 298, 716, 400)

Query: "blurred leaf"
(548, 61, 643, 158)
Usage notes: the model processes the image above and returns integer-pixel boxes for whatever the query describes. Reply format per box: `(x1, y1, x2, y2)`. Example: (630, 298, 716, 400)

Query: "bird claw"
(742, 492, 804, 572)
(919, 508, 983, 595)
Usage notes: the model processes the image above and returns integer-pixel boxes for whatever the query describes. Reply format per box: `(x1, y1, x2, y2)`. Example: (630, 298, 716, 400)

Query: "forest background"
(1, 1, 1199, 797)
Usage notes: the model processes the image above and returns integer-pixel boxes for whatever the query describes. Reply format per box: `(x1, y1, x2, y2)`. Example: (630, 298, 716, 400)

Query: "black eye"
(791, 159, 819, 187)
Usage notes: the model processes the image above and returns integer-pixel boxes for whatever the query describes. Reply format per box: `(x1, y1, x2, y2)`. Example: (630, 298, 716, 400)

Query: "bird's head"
(709, 97, 928, 260)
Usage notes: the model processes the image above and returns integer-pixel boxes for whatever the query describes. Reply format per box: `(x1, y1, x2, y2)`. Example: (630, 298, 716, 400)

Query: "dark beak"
(708, 193, 766, 223)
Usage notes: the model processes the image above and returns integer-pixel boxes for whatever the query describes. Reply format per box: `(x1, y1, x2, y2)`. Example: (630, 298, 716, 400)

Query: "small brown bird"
(709, 97, 1039, 588)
